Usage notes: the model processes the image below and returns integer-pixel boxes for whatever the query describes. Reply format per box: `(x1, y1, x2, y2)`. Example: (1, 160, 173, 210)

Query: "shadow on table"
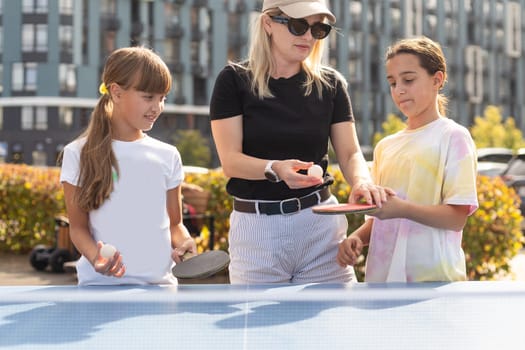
(0, 286, 237, 347)
(0, 283, 445, 347)
(214, 282, 443, 329)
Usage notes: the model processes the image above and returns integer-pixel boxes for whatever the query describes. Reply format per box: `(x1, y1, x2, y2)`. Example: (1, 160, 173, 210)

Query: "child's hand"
(93, 241, 126, 277)
(172, 237, 197, 263)
(336, 236, 363, 267)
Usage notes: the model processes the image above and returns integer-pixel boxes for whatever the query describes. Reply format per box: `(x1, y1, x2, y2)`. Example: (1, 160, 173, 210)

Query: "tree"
(172, 130, 212, 167)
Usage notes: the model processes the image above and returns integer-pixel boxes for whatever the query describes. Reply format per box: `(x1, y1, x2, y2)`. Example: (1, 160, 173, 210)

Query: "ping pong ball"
(308, 164, 323, 179)
(100, 244, 116, 259)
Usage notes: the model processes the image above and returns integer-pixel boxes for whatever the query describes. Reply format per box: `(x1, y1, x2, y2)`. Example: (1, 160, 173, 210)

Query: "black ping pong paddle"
(172, 250, 230, 279)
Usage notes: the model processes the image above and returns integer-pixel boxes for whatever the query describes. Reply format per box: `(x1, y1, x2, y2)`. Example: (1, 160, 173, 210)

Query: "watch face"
(265, 169, 279, 182)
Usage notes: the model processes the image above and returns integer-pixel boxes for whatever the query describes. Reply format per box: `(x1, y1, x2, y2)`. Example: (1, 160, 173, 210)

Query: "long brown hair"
(385, 36, 448, 115)
(76, 46, 172, 211)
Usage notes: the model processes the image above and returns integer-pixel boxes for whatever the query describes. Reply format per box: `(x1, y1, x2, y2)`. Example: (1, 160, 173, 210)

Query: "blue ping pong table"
(1, 281, 524, 350)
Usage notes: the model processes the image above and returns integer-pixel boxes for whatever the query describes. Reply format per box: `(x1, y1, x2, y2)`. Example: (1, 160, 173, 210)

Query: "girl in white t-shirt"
(60, 47, 196, 285)
(337, 37, 478, 282)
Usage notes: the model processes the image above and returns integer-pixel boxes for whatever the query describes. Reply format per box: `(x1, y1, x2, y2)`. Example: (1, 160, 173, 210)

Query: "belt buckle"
(280, 197, 301, 215)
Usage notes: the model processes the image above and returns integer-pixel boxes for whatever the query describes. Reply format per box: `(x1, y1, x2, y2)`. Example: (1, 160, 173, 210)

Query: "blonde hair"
(385, 36, 448, 115)
(233, 8, 345, 99)
(76, 46, 172, 211)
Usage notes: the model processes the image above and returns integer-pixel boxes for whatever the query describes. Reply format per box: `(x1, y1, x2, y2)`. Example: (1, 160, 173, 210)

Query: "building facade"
(0, 0, 524, 167)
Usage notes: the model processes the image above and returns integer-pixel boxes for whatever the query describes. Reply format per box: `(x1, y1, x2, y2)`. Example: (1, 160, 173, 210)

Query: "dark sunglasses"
(270, 16, 332, 40)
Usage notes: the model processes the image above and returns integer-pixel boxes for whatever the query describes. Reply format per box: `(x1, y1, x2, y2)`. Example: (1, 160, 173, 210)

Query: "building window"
(32, 142, 47, 166)
(101, 0, 116, 14)
(405, 0, 423, 37)
(35, 107, 47, 130)
(59, 64, 76, 92)
(465, 45, 484, 104)
(59, 107, 73, 130)
(22, 24, 48, 52)
(22, 0, 34, 13)
(12, 62, 38, 91)
(22, 25, 34, 52)
(59, 25, 73, 54)
(36, 24, 47, 52)
(506, 2, 521, 58)
(0, 108, 3, 130)
(22, 0, 48, 14)
(21, 106, 33, 130)
(59, 0, 73, 15)
(21, 106, 48, 130)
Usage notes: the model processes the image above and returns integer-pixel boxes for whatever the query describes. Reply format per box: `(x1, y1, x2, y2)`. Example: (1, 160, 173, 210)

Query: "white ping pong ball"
(100, 244, 116, 259)
(307, 164, 323, 179)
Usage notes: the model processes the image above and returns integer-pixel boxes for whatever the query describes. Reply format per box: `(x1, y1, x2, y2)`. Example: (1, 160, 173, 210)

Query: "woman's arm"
(330, 121, 394, 205)
(211, 116, 321, 189)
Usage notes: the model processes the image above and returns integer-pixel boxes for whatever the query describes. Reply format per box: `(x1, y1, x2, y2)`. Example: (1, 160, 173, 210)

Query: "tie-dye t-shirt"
(365, 117, 478, 282)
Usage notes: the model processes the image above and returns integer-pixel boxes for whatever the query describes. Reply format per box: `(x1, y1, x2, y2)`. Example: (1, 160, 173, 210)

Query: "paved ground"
(1, 250, 524, 285)
(0, 253, 229, 285)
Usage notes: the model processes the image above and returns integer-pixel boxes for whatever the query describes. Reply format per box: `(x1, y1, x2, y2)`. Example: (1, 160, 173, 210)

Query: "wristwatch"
(264, 160, 281, 183)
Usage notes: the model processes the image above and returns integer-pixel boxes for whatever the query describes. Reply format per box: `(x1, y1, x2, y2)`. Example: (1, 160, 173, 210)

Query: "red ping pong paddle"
(312, 203, 377, 215)
(172, 250, 230, 279)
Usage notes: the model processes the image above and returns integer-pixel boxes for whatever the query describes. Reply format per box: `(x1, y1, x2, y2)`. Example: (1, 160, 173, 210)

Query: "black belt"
(233, 187, 331, 215)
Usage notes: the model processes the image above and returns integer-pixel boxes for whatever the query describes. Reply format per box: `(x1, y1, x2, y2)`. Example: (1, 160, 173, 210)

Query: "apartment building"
(0, 0, 523, 167)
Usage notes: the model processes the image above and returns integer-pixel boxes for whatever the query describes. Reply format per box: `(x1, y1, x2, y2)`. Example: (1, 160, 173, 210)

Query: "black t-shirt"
(210, 63, 354, 200)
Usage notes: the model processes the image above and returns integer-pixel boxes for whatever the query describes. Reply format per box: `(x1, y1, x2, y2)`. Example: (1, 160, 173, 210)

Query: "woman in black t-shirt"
(210, 0, 392, 284)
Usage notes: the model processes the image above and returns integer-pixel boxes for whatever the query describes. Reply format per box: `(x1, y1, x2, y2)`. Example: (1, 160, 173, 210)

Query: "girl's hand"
(337, 236, 363, 267)
(172, 237, 197, 264)
(93, 241, 126, 277)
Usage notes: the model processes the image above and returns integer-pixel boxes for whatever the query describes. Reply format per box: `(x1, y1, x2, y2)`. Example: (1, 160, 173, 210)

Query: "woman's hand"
(272, 160, 324, 189)
(349, 182, 396, 208)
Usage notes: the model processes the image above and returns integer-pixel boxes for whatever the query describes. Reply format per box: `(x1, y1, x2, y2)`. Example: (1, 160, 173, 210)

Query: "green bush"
(464, 175, 524, 280)
(372, 113, 406, 147)
(184, 169, 231, 252)
(0, 164, 65, 253)
(172, 130, 212, 167)
(470, 105, 525, 150)
(3, 164, 523, 281)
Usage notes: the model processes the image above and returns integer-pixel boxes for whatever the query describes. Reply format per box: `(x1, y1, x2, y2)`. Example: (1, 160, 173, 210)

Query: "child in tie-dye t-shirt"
(336, 36, 478, 282)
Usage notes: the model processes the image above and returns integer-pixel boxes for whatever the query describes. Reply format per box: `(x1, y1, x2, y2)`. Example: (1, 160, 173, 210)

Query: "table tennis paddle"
(172, 250, 230, 279)
(312, 203, 377, 215)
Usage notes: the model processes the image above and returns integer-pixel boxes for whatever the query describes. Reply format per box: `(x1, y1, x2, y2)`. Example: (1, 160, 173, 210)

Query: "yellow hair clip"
(99, 82, 108, 95)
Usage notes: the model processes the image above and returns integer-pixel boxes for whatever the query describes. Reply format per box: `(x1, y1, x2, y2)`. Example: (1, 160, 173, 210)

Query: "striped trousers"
(228, 195, 356, 284)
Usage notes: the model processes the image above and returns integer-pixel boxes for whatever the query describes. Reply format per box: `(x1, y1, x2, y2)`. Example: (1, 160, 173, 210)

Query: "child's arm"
(337, 218, 373, 267)
(166, 186, 197, 263)
(62, 182, 125, 277)
(370, 195, 471, 231)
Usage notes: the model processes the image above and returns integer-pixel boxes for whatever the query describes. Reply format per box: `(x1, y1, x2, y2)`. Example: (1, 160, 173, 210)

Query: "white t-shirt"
(60, 135, 184, 285)
(366, 117, 478, 282)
